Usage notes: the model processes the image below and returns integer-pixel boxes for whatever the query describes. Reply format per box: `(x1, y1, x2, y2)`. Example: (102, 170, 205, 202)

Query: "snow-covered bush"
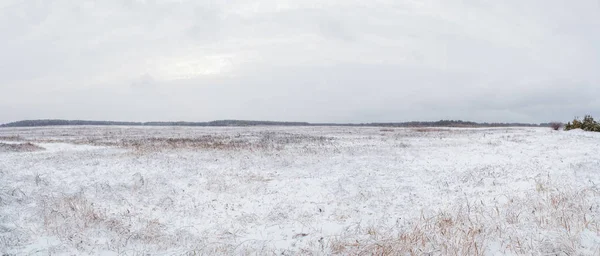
(565, 115, 600, 132)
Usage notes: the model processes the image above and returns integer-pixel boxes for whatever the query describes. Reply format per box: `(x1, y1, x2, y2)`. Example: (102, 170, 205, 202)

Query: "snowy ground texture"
(1, 126, 600, 255)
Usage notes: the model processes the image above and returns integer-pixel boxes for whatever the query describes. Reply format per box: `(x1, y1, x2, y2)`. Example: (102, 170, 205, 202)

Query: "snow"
(1, 126, 599, 255)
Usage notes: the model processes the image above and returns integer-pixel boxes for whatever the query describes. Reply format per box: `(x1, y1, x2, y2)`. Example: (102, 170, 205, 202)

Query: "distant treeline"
(0, 120, 310, 127)
(0, 119, 550, 128)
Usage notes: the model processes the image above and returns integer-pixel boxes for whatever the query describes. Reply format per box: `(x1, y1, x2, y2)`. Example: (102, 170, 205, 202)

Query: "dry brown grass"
(411, 128, 452, 133)
(40, 192, 193, 253)
(51, 132, 336, 153)
(0, 135, 22, 141)
(0, 142, 45, 152)
(311, 184, 600, 255)
(119, 136, 251, 151)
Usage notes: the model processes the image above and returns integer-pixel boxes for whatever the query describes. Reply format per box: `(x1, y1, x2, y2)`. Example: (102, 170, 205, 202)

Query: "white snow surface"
(1, 126, 599, 255)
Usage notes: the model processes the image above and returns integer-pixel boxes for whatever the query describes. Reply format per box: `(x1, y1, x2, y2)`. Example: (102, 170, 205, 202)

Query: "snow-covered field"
(1, 126, 599, 255)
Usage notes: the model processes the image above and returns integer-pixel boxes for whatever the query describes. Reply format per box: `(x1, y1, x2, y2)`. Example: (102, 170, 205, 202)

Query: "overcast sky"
(1, 0, 599, 124)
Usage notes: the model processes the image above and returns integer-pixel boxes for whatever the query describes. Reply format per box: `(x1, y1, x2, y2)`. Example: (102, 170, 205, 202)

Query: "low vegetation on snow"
(1, 126, 599, 255)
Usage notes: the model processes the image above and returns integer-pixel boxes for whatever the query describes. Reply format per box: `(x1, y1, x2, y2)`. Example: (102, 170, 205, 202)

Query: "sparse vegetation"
(412, 128, 451, 133)
(564, 115, 600, 132)
(0, 136, 22, 141)
(107, 133, 334, 152)
(0, 142, 44, 152)
(321, 184, 600, 255)
(28, 131, 334, 153)
(550, 122, 562, 131)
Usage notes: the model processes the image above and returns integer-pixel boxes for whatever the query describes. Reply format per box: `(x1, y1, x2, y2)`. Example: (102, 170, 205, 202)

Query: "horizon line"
(0, 119, 551, 128)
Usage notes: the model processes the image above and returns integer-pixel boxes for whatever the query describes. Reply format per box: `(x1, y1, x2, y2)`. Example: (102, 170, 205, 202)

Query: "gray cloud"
(1, 0, 599, 124)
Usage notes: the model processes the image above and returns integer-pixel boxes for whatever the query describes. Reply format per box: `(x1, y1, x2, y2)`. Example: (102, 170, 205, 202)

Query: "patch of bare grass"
(0, 142, 45, 152)
(257, 132, 332, 149)
(66, 132, 336, 152)
(0, 135, 22, 141)
(412, 128, 452, 133)
(121, 136, 250, 151)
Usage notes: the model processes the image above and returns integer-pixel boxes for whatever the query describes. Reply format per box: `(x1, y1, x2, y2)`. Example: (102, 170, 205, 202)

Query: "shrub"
(564, 115, 600, 132)
(549, 122, 562, 131)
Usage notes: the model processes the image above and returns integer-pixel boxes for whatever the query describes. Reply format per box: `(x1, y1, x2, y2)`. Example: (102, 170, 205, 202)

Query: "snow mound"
(567, 128, 585, 132)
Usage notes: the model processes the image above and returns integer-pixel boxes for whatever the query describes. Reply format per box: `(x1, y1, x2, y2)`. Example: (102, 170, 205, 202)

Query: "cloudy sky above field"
(1, 0, 599, 123)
